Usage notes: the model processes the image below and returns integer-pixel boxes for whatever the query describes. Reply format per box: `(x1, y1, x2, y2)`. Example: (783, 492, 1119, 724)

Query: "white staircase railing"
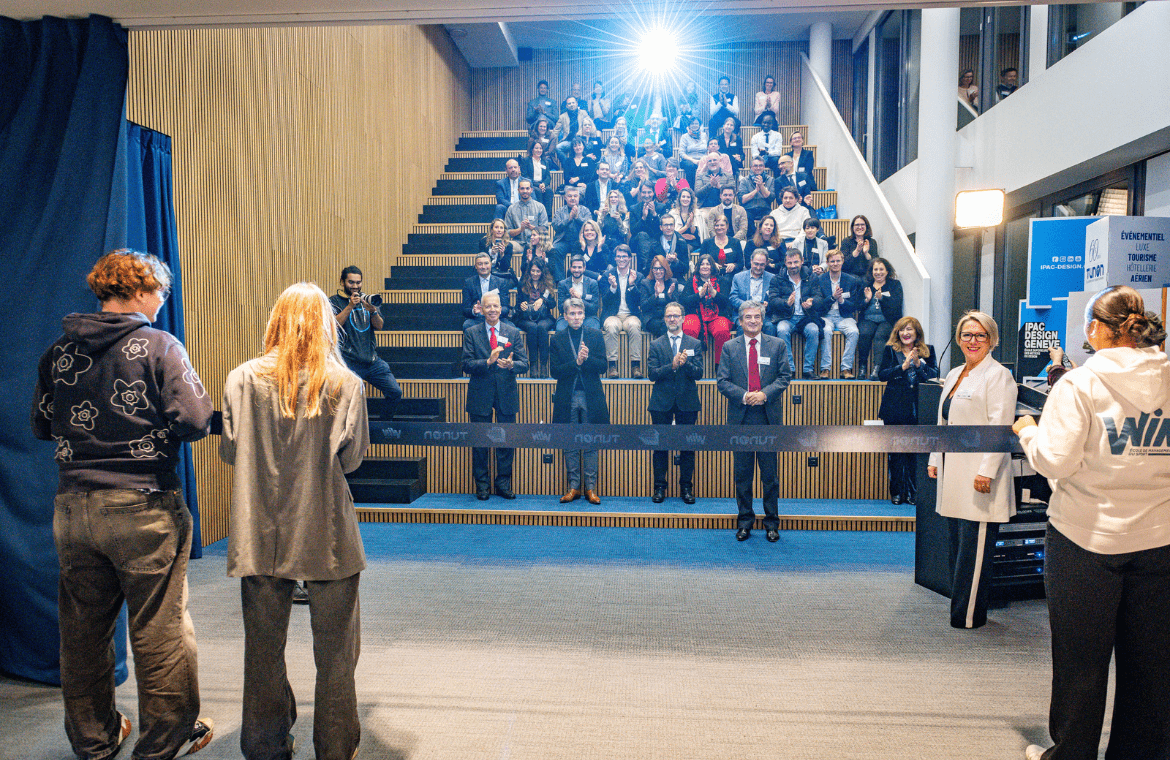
(799, 53, 930, 332)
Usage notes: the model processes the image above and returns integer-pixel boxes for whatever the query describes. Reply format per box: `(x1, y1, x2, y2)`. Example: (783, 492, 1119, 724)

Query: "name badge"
(685, 349, 695, 356)
(758, 356, 771, 365)
(585, 294, 593, 300)
(953, 387, 974, 400)
(658, 292, 665, 298)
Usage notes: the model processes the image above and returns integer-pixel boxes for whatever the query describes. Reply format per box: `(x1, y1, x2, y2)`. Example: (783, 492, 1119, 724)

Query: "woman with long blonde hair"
(220, 281, 369, 760)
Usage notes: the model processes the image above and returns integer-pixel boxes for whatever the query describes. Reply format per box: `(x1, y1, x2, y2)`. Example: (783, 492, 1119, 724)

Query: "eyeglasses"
(959, 332, 990, 343)
(651, 266, 665, 271)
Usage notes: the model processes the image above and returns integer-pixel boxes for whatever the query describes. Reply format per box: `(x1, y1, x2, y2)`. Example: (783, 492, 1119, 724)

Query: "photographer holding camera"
(330, 265, 402, 413)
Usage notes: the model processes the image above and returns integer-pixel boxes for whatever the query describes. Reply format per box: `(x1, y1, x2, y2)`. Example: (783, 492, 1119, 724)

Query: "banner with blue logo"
(1017, 298, 1068, 379)
(1027, 217, 1095, 308)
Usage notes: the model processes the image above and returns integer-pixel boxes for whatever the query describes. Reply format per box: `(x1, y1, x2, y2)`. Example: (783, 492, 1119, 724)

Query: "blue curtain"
(119, 123, 203, 556)
(0, 15, 129, 685)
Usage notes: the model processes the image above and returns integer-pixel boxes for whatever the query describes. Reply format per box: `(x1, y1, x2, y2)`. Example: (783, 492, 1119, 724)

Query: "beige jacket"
(220, 358, 369, 579)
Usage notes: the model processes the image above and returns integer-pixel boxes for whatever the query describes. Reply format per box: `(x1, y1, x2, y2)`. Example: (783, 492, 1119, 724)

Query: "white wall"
(881, 1, 1170, 234)
(1146, 151, 1170, 218)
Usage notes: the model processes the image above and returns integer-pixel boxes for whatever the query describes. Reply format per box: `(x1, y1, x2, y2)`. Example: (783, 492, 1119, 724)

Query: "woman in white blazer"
(927, 310, 1017, 629)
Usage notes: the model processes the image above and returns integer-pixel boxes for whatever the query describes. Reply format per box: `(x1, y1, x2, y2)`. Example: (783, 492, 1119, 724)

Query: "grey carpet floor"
(0, 530, 1111, 760)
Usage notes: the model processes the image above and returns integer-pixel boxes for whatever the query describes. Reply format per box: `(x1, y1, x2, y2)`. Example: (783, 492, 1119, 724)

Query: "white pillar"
(916, 8, 961, 370)
(1028, 5, 1049, 83)
(809, 22, 833, 91)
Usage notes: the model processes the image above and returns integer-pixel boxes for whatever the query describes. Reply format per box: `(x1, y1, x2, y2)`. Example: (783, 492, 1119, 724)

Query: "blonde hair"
(955, 310, 999, 349)
(258, 282, 348, 419)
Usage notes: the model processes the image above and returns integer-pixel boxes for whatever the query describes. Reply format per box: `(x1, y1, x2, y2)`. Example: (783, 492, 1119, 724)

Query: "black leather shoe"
(651, 488, 665, 503)
(681, 487, 696, 505)
(475, 490, 490, 501)
(736, 528, 751, 541)
(906, 494, 916, 505)
(892, 494, 903, 505)
(766, 528, 780, 542)
(496, 488, 516, 500)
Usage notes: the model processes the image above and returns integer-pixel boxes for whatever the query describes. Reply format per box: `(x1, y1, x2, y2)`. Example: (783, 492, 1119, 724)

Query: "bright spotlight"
(955, 189, 1006, 228)
(638, 28, 678, 74)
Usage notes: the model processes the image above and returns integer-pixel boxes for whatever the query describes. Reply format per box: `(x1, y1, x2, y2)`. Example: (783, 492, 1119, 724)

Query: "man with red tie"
(462, 292, 528, 500)
(716, 300, 792, 542)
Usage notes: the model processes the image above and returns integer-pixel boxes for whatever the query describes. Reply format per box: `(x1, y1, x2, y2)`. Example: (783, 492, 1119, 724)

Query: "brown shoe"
(560, 488, 580, 503)
(584, 489, 601, 505)
(631, 361, 644, 379)
(606, 361, 619, 379)
(842, 369, 855, 379)
(818, 370, 830, 379)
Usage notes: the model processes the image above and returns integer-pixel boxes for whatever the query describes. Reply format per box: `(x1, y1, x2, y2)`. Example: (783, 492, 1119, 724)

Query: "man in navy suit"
(815, 249, 862, 379)
(767, 248, 824, 378)
(646, 302, 704, 504)
(728, 249, 777, 336)
(774, 155, 818, 211)
(494, 159, 523, 220)
(462, 292, 528, 500)
(556, 256, 601, 331)
(717, 301, 792, 542)
(462, 254, 513, 330)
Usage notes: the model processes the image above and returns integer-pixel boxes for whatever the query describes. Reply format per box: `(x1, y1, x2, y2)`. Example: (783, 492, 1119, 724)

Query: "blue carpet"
(358, 493, 915, 517)
(203, 522, 915, 573)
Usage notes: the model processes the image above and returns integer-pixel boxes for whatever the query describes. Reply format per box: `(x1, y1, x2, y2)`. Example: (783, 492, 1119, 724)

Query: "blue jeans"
(54, 488, 200, 760)
(343, 355, 401, 408)
(556, 140, 573, 168)
(820, 314, 859, 372)
(775, 316, 820, 375)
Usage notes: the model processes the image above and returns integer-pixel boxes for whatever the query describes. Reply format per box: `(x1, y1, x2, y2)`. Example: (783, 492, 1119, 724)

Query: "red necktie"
(748, 338, 761, 392)
(490, 327, 498, 350)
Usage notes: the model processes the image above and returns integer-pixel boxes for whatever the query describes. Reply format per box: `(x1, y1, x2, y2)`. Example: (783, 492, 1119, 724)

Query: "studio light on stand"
(955, 188, 1005, 229)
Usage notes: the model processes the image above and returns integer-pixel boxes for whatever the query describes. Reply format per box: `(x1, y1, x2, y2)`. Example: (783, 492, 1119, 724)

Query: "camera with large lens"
(357, 292, 383, 307)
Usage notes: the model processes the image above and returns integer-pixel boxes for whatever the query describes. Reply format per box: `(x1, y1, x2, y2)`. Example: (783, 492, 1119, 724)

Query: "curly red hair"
(87, 249, 172, 302)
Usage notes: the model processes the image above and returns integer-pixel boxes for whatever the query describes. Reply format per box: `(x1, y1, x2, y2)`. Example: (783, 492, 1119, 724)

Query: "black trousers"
(1040, 526, 1170, 760)
(887, 452, 918, 500)
(857, 318, 893, 375)
(650, 408, 698, 490)
(733, 406, 778, 530)
(469, 411, 515, 492)
(948, 517, 1000, 628)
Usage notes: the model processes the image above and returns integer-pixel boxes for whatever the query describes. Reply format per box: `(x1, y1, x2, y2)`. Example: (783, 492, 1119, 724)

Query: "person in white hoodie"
(1013, 285, 1170, 760)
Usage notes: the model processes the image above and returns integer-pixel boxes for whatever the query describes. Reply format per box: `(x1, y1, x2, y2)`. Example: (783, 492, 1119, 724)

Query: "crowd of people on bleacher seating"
(474, 75, 907, 381)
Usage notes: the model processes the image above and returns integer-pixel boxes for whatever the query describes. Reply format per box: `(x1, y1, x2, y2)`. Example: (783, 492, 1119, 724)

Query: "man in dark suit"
(582, 161, 615, 214)
(463, 253, 513, 330)
(641, 215, 690, 280)
(717, 301, 792, 542)
(551, 297, 609, 505)
(629, 183, 668, 255)
(814, 249, 862, 379)
(494, 159, 523, 220)
(774, 154, 818, 215)
(461, 292, 528, 500)
(556, 255, 601, 331)
(767, 248, 824, 378)
(646, 301, 704, 504)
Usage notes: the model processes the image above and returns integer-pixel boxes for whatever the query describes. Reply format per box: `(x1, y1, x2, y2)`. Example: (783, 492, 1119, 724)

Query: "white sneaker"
(176, 718, 214, 756)
(1024, 744, 1046, 760)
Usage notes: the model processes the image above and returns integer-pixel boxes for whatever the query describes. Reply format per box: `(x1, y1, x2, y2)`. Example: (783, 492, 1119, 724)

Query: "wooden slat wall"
(371, 378, 890, 500)
(126, 25, 471, 545)
(830, 39, 854, 133)
(471, 42, 809, 131)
